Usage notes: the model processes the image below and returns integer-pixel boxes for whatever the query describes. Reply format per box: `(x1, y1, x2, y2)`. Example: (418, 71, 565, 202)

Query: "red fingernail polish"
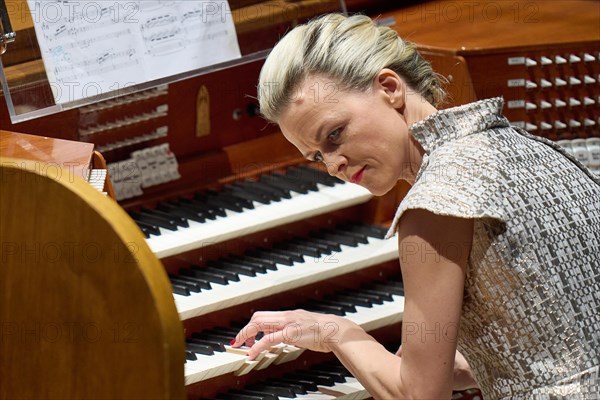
(245, 353, 249, 356)
(230, 339, 236, 345)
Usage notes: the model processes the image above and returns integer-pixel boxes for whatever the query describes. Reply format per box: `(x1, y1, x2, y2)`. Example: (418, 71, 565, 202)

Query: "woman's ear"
(375, 68, 406, 109)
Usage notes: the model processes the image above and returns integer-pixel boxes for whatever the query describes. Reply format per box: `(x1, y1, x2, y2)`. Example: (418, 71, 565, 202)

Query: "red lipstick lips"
(350, 167, 365, 184)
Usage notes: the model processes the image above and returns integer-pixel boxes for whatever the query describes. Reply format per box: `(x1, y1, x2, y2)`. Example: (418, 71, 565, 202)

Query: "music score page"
(27, 1, 241, 104)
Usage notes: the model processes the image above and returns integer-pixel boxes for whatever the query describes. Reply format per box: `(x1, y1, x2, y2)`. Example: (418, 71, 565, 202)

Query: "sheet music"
(27, 1, 241, 104)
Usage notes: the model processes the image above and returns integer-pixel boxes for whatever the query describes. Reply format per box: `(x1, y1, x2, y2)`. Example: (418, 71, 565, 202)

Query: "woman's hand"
(230, 309, 353, 360)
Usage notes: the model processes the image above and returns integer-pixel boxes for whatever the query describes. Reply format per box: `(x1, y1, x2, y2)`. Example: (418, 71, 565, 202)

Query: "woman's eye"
(328, 128, 341, 142)
(313, 152, 324, 162)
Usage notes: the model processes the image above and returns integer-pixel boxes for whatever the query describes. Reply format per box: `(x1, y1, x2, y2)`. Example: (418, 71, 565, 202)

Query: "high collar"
(409, 97, 509, 155)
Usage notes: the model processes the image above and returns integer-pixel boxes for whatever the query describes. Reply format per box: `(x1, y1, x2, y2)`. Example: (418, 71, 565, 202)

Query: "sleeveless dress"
(386, 98, 600, 399)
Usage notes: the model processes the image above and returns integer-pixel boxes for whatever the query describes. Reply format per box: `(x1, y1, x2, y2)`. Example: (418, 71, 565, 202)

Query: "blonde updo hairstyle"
(258, 13, 446, 122)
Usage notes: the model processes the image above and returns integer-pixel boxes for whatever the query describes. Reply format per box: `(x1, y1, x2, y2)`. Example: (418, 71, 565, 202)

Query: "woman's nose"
(322, 152, 347, 177)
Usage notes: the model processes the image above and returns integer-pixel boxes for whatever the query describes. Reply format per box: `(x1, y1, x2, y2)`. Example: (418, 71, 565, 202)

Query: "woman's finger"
(247, 330, 288, 360)
(230, 311, 289, 347)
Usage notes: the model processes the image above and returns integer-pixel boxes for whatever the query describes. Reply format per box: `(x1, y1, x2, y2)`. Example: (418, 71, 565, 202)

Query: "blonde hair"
(258, 13, 446, 122)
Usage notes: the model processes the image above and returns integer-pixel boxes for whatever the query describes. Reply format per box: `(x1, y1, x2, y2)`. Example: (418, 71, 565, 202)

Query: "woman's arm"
(396, 346, 480, 392)
(232, 209, 473, 399)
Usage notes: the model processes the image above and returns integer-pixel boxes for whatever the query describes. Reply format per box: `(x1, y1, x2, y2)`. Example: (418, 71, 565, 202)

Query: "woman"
(230, 14, 600, 399)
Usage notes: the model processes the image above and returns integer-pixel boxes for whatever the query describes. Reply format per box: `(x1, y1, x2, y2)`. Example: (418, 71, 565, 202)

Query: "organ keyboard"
(142, 166, 373, 258)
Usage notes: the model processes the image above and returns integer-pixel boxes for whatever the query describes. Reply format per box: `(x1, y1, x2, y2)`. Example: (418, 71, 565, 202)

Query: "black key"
(176, 198, 219, 220)
(188, 337, 226, 352)
(331, 228, 369, 244)
(135, 222, 159, 237)
(311, 368, 347, 383)
(228, 390, 277, 400)
(170, 277, 201, 293)
(338, 222, 387, 239)
(217, 393, 264, 400)
(141, 207, 189, 228)
(268, 247, 304, 263)
(305, 236, 342, 252)
(247, 384, 296, 398)
(131, 219, 161, 236)
(318, 361, 352, 376)
(360, 288, 394, 302)
(183, 268, 229, 285)
(314, 231, 359, 247)
(369, 282, 405, 296)
(194, 331, 231, 344)
(209, 260, 258, 277)
(210, 190, 255, 209)
(330, 294, 373, 308)
(157, 201, 207, 223)
(202, 190, 254, 212)
(185, 351, 198, 361)
(138, 226, 151, 238)
(188, 196, 228, 217)
(270, 378, 316, 392)
(223, 185, 271, 205)
(210, 326, 240, 341)
(200, 192, 245, 213)
(261, 174, 309, 194)
(129, 211, 177, 231)
(228, 254, 278, 271)
(171, 283, 190, 296)
(252, 179, 293, 199)
(247, 249, 294, 266)
(200, 265, 240, 282)
(314, 298, 357, 313)
(186, 341, 214, 355)
(221, 258, 267, 274)
(290, 372, 335, 386)
(129, 211, 178, 231)
(289, 238, 334, 254)
(275, 242, 321, 258)
(303, 302, 346, 316)
(261, 379, 306, 395)
(273, 171, 318, 191)
(339, 289, 384, 305)
(174, 271, 212, 290)
(285, 166, 328, 187)
(293, 165, 342, 186)
(234, 181, 282, 202)
(241, 179, 290, 200)
(177, 198, 220, 219)
(299, 164, 344, 185)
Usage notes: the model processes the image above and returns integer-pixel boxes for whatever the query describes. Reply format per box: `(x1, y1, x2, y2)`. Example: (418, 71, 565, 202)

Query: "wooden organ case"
(1, 1, 598, 399)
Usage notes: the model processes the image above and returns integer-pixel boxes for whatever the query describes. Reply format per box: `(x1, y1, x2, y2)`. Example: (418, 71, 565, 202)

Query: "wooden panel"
(0, 130, 93, 180)
(0, 158, 185, 399)
(381, 0, 599, 53)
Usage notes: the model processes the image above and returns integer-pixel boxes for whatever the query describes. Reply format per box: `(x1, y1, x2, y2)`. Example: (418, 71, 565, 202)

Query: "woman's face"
(278, 74, 417, 196)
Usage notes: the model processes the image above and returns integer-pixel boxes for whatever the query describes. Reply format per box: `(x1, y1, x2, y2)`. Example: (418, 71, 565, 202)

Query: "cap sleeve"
(385, 135, 506, 239)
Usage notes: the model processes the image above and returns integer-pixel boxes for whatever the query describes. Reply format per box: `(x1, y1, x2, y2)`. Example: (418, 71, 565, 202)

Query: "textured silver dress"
(386, 98, 600, 399)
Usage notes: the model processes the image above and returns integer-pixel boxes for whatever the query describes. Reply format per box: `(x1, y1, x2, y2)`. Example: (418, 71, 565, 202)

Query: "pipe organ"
(1, 1, 597, 398)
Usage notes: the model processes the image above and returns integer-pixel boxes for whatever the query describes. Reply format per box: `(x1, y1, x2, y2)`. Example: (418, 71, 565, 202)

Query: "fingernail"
(230, 339, 236, 345)
(245, 353, 249, 356)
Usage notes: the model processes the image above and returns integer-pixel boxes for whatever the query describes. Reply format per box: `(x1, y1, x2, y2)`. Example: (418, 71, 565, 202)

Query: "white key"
(147, 183, 372, 258)
(184, 351, 246, 384)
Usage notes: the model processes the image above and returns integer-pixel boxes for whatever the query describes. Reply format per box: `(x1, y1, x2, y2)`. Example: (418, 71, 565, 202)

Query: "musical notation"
(28, 0, 241, 104)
